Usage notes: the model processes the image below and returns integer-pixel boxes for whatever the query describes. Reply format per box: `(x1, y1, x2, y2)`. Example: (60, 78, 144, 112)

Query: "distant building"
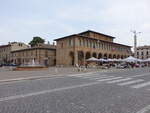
(136, 45, 150, 59)
(54, 30, 132, 66)
(0, 42, 28, 64)
(11, 43, 56, 66)
(0, 30, 132, 66)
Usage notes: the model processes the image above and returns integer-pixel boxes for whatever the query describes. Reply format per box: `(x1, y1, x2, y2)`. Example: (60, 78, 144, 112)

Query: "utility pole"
(131, 30, 141, 57)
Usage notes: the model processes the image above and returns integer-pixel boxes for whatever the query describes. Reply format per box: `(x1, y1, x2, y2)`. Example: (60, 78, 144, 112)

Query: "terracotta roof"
(78, 30, 115, 39)
(54, 30, 116, 41)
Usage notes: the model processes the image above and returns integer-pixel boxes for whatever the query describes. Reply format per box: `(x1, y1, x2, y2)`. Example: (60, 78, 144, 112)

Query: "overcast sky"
(0, 0, 149, 47)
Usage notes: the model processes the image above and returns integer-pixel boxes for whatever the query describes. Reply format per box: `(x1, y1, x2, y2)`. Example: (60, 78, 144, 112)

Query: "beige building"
(136, 46, 150, 59)
(0, 42, 28, 64)
(11, 44, 56, 66)
(55, 30, 132, 66)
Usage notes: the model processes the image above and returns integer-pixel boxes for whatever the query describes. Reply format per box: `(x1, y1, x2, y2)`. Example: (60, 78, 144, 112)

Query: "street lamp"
(131, 30, 141, 57)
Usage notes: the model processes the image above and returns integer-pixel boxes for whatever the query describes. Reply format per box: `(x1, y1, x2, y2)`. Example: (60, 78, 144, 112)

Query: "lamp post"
(131, 30, 141, 58)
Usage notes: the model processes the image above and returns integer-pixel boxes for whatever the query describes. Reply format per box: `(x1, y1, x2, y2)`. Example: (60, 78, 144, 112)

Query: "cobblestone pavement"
(0, 68, 150, 112)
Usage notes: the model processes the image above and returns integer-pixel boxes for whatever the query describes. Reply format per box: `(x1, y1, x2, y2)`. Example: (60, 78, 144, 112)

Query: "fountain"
(14, 59, 48, 71)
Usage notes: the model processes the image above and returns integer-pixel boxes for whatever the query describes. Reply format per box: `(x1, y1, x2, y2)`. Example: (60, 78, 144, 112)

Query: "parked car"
(116, 64, 129, 69)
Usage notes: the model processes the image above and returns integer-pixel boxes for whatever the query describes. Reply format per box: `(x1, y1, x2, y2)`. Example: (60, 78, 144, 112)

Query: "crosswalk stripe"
(88, 76, 114, 80)
(118, 79, 144, 86)
(77, 74, 106, 77)
(107, 78, 132, 84)
(130, 81, 150, 89)
(97, 77, 123, 82)
(81, 75, 107, 78)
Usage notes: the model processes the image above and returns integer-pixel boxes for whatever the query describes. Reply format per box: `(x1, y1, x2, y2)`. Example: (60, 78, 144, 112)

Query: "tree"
(29, 36, 45, 47)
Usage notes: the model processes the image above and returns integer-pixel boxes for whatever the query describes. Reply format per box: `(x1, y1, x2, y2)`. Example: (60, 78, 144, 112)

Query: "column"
(83, 52, 86, 66)
(74, 50, 78, 66)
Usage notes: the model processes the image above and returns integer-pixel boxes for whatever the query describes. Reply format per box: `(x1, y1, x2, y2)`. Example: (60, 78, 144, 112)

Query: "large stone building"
(11, 43, 56, 66)
(55, 30, 132, 66)
(0, 42, 28, 64)
(136, 46, 150, 59)
(0, 30, 132, 66)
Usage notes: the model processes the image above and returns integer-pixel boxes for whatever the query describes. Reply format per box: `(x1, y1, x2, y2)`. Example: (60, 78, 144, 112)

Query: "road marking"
(0, 82, 101, 102)
(136, 105, 150, 113)
(107, 78, 132, 84)
(81, 75, 107, 78)
(88, 76, 114, 80)
(118, 79, 144, 86)
(131, 73, 150, 78)
(0, 72, 99, 86)
(97, 77, 123, 82)
(68, 72, 96, 77)
(131, 81, 150, 89)
(0, 75, 68, 86)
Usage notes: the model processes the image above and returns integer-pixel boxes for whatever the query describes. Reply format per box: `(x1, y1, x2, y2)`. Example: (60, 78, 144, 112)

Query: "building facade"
(55, 30, 132, 66)
(0, 42, 28, 64)
(11, 44, 56, 66)
(136, 46, 150, 59)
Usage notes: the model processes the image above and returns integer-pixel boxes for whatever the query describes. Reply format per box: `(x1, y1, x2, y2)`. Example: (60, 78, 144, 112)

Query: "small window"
(147, 51, 149, 55)
(61, 43, 63, 48)
(141, 52, 144, 56)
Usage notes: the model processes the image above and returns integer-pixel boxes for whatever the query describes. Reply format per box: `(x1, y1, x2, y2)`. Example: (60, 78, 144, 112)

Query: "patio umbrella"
(86, 57, 98, 62)
(122, 56, 138, 62)
(98, 58, 108, 62)
(143, 58, 150, 62)
(137, 59, 143, 62)
(112, 58, 118, 62)
(117, 58, 123, 62)
(107, 59, 114, 62)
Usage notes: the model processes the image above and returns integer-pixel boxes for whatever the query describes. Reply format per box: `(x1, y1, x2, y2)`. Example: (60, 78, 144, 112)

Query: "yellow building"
(54, 30, 132, 66)
(0, 42, 28, 64)
(11, 44, 56, 66)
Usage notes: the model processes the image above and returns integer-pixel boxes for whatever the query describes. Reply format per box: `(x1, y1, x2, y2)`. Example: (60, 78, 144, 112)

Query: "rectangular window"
(147, 51, 149, 55)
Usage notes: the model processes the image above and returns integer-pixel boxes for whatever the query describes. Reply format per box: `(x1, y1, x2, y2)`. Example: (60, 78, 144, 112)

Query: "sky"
(0, 0, 150, 48)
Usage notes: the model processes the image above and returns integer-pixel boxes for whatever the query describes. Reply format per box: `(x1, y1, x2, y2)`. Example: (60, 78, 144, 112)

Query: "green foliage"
(29, 36, 45, 47)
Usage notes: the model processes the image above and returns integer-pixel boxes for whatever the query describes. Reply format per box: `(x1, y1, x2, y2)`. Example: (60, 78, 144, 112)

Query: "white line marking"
(131, 73, 150, 78)
(81, 75, 107, 78)
(97, 77, 123, 82)
(107, 78, 132, 84)
(136, 105, 150, 113)
(88, 76, 114, 80)
(0, 76, 68, 85)
(0, 72, 99, 85)
(131, 81, 150, 89)
(0, 82, 101, 102)
(118, 79, 144, 86)
(68, 72, 98, 77)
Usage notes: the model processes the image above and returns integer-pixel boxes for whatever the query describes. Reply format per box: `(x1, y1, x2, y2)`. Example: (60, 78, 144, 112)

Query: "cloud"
(0, 0, 150, 47)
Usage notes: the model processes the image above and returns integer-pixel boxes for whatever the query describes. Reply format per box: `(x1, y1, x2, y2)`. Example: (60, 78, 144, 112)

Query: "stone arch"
(98, 53, 103, 59)
(113, 54, 116, 58)
(69, 51, 74, 65)
(104, 53, 108, 59)
(78, 51, 84, 65)
(121, 55, 124, 59)
(92, 52, 97, 58)
(85, 52, 91, 59)
(117, 55, 120, 59)
(108, 54, 112, 59)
